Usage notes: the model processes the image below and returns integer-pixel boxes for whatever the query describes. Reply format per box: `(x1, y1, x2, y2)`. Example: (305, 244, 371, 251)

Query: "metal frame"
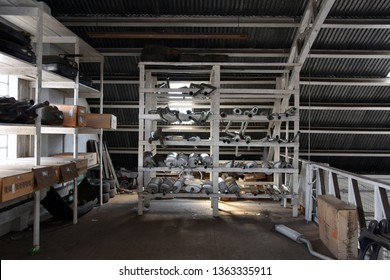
(137, 61, 300, 217)
(0, 3, 104, 252)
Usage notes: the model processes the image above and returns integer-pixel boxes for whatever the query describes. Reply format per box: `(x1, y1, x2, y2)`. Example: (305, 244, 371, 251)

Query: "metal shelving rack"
(0, 1, 104, 253)
(138, 61, 300, 217)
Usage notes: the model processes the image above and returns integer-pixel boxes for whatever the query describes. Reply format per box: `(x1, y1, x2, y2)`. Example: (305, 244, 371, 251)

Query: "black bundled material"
(41, 178, 98, 221)
(38, 105, 64, 125)
(0, 97, 64, 125)
(0, 38, 36, 63)
(0, 21, 31, 46)
(0, 21, 35, 63)
(42, 55, 79, 80)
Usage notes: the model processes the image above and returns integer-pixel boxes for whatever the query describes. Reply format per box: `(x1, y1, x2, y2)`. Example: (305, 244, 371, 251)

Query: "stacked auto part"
(145, 176, 241, 195)
(148, 106, 212, 125)
(0, 97, 64, 125)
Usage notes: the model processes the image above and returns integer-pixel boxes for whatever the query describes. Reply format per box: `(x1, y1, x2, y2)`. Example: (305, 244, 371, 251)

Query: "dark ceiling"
(40, 0, 390, 174)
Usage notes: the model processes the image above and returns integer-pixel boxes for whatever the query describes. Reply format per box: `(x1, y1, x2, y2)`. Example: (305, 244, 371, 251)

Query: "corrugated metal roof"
(329, 0, 390, 17)
(43, 0, 308, 16)
(300, 110, 390, 128)
(69, 25, 296, 49)
(301, 85, 390, 103)
(301, 58, 390, 78)
(300, 133, 390, 151)
(101, 84, 139, 102)
(303, 156, 390, 175)
(313, 28, 390, 50)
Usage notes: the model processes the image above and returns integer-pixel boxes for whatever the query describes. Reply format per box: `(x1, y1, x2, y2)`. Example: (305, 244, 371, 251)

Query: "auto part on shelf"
(218, 177, 229, 194)
(146, 177, 163, 194)
(224, 176, 240, 195)
(274, 161, 293, 169)
(187, 110, 212, 125)
(267, 107, 297, 120)
(261, 161, 274, 175)
(200, 153, 212, 168)
(245, 161, 258, 169)
(188, 153, 200, 168)
(165, 135, 185, 141)
(149, 106, 181, 123)
(220, 136, 231, 144)
(222, 107, 258, 144)
(281, 184, 291, 193)
(274, 224, 333, 260)
(165, 152, 178, 168)
(188, 83, 216, 98)
(201, 181, 213, 195)
(284, 106, 297, 117)
(143, 151, 157, 167)
(160, 177, 175, 194)
(185, 184, 202, 193)
(148, 127, 165, 146)
(172, 176, 186, 193)
(176, 153, 189, 169)
(358, 219, 390, 260)
(187, 136, 201, 142)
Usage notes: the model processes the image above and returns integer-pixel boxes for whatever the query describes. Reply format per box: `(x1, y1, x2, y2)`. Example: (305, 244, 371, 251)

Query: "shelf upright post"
(32, 6, 44, 253)
(99, 57, 105, 206)
(144, 70, 155, 182)
(210, 65, 220, 216)
(291, 68, 300, 217)
(137, 64, 146, 215)
(72, 37, 80, 223)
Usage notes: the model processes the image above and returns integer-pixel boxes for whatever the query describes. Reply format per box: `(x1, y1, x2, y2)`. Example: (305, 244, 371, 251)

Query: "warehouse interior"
(0, 0, 389, 260)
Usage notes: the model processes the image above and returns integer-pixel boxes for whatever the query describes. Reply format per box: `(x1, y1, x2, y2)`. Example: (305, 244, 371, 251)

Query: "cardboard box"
(50, 162, 78, 183)
(54, 104, 86, 127)
(32, 166, 58, 190)
(51, 153, 97, 168)
(318, 195, 358, 259)
(80, 113, 117, 129)
(0, 170, 34, 202)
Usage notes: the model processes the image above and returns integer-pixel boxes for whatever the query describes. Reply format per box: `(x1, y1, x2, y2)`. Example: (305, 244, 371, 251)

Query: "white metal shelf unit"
(138, 62, 300, 217)
(0, 2, 104, 253)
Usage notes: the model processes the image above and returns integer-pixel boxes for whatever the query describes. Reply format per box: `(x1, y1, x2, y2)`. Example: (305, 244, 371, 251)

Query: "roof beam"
(300, 152, 390, 157)
(97, 48, 390, 59)
(300, 129, 390, 135)
(57, 16, 390, 29)
(288, 0, 336, 89)
(300, 77, 390, 86)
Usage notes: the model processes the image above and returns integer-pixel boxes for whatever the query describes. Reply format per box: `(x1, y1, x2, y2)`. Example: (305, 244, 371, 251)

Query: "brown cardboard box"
(49, 162, 78, 183)
(32, 166, 58, 190)
(0, 170, 34, 202)
(51, 153, 98, 167)
(80, 113, 117, 129)
(54, 104, 86, 127)
(318, 195, 358, 259)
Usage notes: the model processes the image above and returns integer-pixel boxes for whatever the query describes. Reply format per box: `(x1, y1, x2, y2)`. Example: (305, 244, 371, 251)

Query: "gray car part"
(160, 177, 175, 194)
(200, 153, 212, 168)
(146, 177, 163, 194)
(165, 152, 178, 168)
(143, 151, 157, 167)
(177, 153, 188, 169)
(188, 153, 200, 168)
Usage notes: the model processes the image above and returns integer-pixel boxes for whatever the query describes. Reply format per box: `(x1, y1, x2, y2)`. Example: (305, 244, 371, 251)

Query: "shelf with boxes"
(138, 61, 300, 216)
(0, 1, 107, 253)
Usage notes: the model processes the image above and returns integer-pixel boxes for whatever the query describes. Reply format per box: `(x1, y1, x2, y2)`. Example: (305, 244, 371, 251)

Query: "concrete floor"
(0, 193, 333, 260)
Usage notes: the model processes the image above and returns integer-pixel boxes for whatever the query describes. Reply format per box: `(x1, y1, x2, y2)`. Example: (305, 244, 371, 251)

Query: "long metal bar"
(32, 5, 43, 253)
(378, 187, 390, 219)
(58, 16, 390, 29)
(351, 179, 367, 230)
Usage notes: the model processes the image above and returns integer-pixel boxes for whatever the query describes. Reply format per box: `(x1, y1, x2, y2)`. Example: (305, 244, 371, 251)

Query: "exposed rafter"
(57, 16, 390, 29)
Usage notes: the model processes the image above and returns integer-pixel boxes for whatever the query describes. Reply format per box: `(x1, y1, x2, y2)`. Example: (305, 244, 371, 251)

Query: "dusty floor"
(0, 193, 333, 260)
